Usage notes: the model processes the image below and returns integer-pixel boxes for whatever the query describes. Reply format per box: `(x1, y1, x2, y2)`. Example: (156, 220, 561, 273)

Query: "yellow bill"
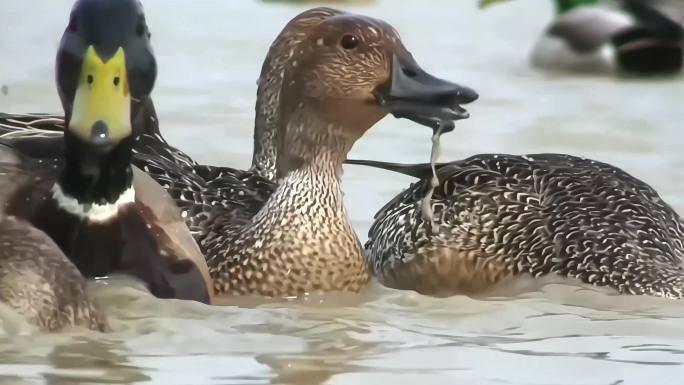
(69, 45, 131, 146)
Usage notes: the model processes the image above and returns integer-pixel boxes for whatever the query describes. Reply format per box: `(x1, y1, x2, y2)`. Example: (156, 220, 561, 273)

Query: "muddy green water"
(1, 0, 684, 384)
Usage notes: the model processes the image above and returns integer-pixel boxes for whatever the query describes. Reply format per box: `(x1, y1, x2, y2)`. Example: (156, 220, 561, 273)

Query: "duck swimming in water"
(483, 0, 684, 75)
(201, 11, 476, 297)
(347, 152, 684, 299)
(0, 0, 212, 303)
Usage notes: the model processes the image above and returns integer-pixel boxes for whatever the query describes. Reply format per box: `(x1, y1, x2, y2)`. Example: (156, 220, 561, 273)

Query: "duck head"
(276, 12, 477, 174)
(280, 13, 477, 133)
(56, 0, 156, 156)
(55, 0, 156, 203)
(252, 7, 344, 180)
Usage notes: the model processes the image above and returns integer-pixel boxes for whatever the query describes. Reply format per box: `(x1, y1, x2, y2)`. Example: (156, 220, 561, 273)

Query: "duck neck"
(252, 108, 361, 259)
(273, 109, 352, 211)
(250, 75, 279, 181)
(275, 104, 356, 181)
(249, 9, 342, 182)
(55, 131, 135, 219)
(270, 149, 346, 215)
(555, 0, 597, 13)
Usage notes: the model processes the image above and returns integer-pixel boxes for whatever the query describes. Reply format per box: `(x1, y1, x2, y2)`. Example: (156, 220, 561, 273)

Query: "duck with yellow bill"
(0, 0, 212, 305)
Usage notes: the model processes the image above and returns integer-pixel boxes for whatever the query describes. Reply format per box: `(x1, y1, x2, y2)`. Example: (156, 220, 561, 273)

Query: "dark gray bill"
(376, 54, 478, 133)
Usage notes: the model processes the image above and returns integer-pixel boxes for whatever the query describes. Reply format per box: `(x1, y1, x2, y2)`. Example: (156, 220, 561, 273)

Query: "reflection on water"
(1, 0, 684, 384)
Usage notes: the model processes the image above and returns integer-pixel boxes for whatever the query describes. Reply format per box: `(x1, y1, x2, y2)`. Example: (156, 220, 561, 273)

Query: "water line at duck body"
(421, 120, 446, 232)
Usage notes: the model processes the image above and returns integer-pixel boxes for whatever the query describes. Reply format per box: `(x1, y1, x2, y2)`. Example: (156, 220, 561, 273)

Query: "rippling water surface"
(1, 0, 684, 384)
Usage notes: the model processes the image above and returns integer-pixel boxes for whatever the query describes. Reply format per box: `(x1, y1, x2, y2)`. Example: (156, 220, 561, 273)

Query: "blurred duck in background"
(481, 0, 684, 75)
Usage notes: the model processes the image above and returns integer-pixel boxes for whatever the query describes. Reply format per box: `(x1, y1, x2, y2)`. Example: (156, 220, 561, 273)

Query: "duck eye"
(340, 34, 359, 50)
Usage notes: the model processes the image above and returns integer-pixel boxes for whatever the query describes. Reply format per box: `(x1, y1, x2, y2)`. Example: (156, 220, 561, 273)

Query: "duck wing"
(130, 167, 214, 302)
(0, 112, 64, 135)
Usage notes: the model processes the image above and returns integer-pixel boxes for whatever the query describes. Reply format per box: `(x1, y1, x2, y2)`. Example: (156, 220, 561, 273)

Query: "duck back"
(362, 153, 684, 298)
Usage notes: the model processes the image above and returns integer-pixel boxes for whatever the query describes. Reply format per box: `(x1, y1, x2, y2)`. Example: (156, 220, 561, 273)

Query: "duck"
(345, 152, 684, 299)
(482, 0, 684, 75)
(200, 10, 476, 297)
(0, 0, 212, 304)
(0, 159, 109, 332)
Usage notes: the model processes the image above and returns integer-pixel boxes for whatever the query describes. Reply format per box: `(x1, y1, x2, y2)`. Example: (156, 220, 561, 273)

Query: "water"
(1, 0, 684, 383)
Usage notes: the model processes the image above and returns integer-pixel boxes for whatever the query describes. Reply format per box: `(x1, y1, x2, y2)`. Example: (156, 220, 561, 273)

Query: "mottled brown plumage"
(351, 154, 684, 299)
(0, 164, 108, 332)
